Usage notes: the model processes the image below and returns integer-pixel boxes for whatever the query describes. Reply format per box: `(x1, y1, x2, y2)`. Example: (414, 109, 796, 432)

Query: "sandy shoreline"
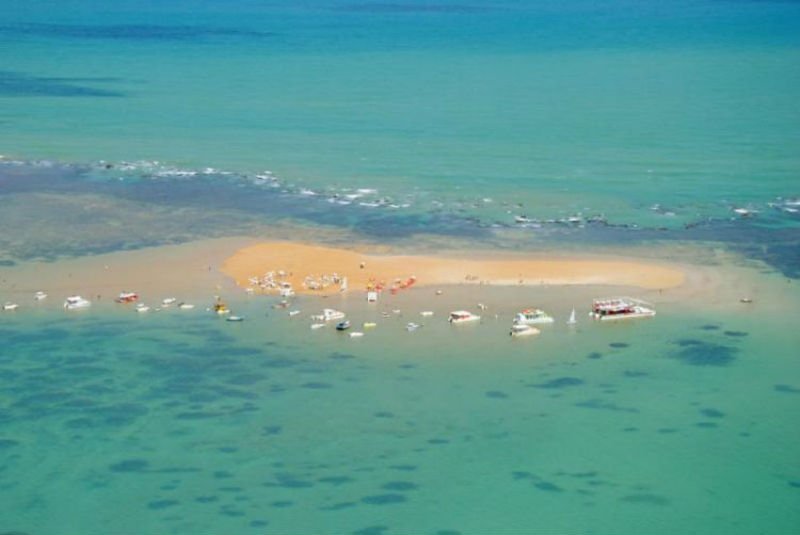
(220, 241, 686, 295)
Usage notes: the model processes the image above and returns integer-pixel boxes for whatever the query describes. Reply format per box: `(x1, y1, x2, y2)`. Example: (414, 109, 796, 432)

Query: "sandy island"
(221, 241, 686, 295)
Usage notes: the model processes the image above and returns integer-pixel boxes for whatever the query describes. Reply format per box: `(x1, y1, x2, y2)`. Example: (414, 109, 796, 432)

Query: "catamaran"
(513, 308, 554, 325)
(590, 297, 656, 321)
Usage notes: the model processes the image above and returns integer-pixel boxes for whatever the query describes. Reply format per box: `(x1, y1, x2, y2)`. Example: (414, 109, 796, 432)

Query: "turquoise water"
(2, 289, 800, 534)
(2, 1, 799, 226)
(2, 1, 800, 533)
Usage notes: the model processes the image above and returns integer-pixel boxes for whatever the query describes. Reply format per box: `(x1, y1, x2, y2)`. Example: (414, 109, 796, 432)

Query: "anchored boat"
(64, 296, 91, 310)
(448, 310, 480, 324)
(591, 297, 656, 321)
(510, 324, 540, 337)
(513, 308, 554, 325)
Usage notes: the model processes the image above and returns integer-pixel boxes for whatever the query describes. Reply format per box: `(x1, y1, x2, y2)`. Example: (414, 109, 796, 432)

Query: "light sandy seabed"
(1, 237, 791, 316)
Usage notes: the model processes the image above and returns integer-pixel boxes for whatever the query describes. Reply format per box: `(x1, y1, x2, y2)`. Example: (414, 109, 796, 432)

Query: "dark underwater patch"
(320, 501, 357, 511)
(532, 377, 584, 389)
(250, 520, 269, 527)
(382, 481, 418, 491)
(301, 381, 333, 390)
(699, 408, 725, 418)
(620, 493, 670, 506)
(485, 390, 508, 399)
(695, 422, 718, 428)
(0, 70, 125, 98)
(575, 399, 639, 413)
(672, 339, 738, 366)
(533, 481, 563, 492)
(2, 23, 273, 42)
(723, 330, 748, 338)
(109, 459, 149, 472)
(699, 324, 720, 331)
(263, 425, 283, 435)
(360, 494, 406, 505)
(147, 499, 179, 510)
(623, 370, 648, 378)
(609, 342, 629, 349)
(586, 352, 603, 360)
(775, 384, 800, 394)
(389, 464, 417, 471)
(318, 476, 355, 486)
(0, 439, 20, 449)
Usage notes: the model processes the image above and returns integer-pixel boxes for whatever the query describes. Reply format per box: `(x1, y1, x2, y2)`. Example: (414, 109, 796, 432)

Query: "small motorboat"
(64, 296, 91, 310)
(135, 303, 150, 313)
(162, 297, 177, 306)
(448, 310, 480, 324)
(349, 331, 364, 338)
(591, 297, 656, 321)
(420, 311, 434, 317)
(363, 322, 377, 328)
(310, 323, 326, 330)
(34, 291, 47, 301)
(213, 297, 230, 315)
(115, 292, 139, 304)
(226, 315, 244, 322)
(739, 297, 753, 304)
(178, 302, 195, 310)
(316, 308, 345, 321)
(406, 322, 421, 332)
(336, 320, 351, 331)
(510, 324, 540, 337)
(366, 291, 378, 302)
(288, 310, 301, 317)
(3, 303, 19, 311)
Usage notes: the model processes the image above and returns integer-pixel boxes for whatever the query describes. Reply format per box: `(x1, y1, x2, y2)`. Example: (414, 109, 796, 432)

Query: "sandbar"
(221, 241, 686, 294)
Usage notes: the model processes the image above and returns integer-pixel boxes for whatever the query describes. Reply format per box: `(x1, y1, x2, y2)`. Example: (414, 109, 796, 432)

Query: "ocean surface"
(1, 1, 800, 533)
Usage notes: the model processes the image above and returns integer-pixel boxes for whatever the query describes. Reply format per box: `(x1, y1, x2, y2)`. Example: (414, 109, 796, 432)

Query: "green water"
(2, 285, 799, 534)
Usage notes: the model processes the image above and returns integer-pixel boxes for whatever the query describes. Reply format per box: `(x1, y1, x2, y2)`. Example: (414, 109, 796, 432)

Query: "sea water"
(1, 286, 799, 534)
(1, 1, 800, 533)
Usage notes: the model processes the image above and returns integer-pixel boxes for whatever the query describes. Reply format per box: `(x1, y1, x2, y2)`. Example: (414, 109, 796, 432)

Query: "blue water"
(2, 1, 800, 533)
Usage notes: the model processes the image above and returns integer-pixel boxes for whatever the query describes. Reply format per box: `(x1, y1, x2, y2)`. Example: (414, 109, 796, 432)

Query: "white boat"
(513, 308, 554, 325)
(590, 297, 656, 321)
(162, 297, 177, 306)
(363, 322, 377, 328)
(567, 308, 577, 325)
(279, 284, 295, 297)
(420, 311, 434, 317)
(366, 291, 378, 302)
(406, 322, 421, 331)
(3, 302, 19, 311)
(116, 291, 139, 303)
(178, 303, 195, 310)
(448, 310, 480, 324)
(226, 315, 244, 322)
(336, 320, 351, 331)
(34, 291, 47, 301)
(288, 310, 301, 317)
(315, 308, 345, 322)
(64, 296, 91, 310)
(510, 324, 540, 337)
(349, 331, 364, 338)
(310, 323, 326, 330)
(135, 304, 150, 313)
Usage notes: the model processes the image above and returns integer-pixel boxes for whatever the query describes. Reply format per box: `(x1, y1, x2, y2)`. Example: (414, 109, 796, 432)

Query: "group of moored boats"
(2, 292, 658, 338)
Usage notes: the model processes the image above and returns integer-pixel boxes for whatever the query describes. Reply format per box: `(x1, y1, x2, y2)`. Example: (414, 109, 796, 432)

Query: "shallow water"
(1, 285, 799, 534)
